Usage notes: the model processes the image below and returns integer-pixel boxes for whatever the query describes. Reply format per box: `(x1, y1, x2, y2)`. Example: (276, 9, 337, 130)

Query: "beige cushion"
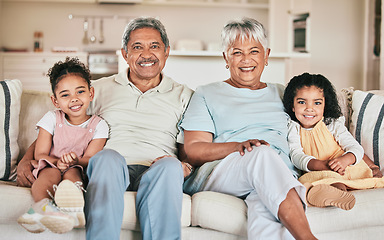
(306, 188, 384, 235)
(350, 90, 384, 173)
(0, 79, 22, 181)
(17, 90, 54, 160)
(0, 181, 191, 231)
(191, 191, 247, 237)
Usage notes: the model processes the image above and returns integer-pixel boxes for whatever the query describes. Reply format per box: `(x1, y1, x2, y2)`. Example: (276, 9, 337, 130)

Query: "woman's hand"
(235, 139, 270, 156)
(328, 153, 356, 175)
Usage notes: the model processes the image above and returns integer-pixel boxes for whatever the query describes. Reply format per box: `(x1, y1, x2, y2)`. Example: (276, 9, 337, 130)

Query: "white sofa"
(0, 81, 384, 240)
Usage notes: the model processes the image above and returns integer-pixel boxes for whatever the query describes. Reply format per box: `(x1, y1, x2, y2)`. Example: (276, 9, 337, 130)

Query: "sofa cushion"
(0, 79, 22, 181)
(0, 181, 191, 231)
(306, 188, 384, 235)
(191, 191, 247, 237)
(350, 90, 384, 173)
(17, 90, 54, 160)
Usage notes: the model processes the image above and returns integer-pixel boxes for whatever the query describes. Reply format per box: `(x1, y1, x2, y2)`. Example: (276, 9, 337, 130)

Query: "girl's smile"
(292, 85, 325, 129)
(51, 75, 94, 125)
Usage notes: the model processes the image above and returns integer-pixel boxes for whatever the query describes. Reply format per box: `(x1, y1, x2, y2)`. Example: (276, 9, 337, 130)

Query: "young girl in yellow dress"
(283, 72, 383, 210)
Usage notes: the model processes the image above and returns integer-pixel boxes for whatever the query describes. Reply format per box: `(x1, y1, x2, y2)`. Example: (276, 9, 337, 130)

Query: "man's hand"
(16, 158, 38, 187)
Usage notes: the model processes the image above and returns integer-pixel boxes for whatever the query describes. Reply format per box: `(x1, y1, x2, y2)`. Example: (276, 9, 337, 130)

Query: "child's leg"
(31, 167, 62, 202)
(18, 167, 75, 234)
(306, 184, 355, 210)
(62, 167, 83, 183)
(55, 167, 86, 228)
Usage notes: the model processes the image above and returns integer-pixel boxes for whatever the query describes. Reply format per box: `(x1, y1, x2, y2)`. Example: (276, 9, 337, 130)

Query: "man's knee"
(87, 149, 127, 179)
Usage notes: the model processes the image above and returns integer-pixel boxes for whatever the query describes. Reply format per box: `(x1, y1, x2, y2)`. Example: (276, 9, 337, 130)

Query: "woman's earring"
(225, 65, 229, 69)
(265, 62, 268, 66)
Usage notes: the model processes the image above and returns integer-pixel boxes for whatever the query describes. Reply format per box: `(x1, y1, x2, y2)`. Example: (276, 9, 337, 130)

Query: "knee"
(150, 157, 183, 181)
(154, 157, 182, 172)
(87, 149, 127, 180)
(89, 149, 126, 169)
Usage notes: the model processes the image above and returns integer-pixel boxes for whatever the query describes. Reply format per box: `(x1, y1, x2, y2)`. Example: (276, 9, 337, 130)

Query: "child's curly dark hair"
(283, 72, 342, 125)
(47, 57, 91, 96)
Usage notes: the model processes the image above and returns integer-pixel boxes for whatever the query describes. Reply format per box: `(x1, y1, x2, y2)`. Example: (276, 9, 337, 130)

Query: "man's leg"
(85, 149, 130, 240)
(136, 157, 184, 240)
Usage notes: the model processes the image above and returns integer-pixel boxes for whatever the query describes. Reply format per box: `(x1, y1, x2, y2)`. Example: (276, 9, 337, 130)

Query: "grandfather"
(17, 17, 193, 240)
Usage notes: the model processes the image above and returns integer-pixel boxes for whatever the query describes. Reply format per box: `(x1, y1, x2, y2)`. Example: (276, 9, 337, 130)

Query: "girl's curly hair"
(47, 57, 91, 95)
(283, 72, 342, 125)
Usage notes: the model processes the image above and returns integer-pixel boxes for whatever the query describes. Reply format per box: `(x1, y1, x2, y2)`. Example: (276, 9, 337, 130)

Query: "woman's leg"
(31, 167, 61, 202)
(278, 188, 317, 240)
(203, 145, 315, 239)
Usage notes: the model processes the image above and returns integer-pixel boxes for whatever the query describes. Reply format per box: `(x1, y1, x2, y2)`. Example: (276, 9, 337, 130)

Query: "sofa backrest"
(17, 90, 54, 160)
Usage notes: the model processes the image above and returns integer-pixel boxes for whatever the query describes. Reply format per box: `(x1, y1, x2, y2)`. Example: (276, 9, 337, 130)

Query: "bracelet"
(184, 162, 193, 172)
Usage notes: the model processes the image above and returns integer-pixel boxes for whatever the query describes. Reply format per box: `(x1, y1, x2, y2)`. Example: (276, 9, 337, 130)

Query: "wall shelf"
(142, 0, 269, 9)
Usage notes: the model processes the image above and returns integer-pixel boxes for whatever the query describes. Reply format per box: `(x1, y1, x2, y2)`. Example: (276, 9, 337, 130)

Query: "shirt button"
(59, 124, 63, 127)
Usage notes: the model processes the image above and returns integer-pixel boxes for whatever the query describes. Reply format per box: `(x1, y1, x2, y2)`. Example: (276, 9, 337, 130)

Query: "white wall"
(0, 2, 267, 52)
(310, 0, 365, 90)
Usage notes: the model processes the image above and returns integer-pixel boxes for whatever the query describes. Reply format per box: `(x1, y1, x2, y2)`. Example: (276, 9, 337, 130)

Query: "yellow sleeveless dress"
(298, 120, 384, 189)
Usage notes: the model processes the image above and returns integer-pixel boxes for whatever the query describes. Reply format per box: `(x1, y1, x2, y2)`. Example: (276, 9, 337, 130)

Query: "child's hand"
(56, 160, 69, 171)
(60, 152, 79, 166)
(328, 153, 356, 175)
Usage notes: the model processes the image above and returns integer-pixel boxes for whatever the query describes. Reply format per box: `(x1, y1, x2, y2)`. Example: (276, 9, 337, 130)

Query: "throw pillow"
(0, 79, 22, 181)
(350, 90, 384, 174)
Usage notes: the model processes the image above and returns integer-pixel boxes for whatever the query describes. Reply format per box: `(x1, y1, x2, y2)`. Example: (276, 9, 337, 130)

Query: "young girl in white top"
(283, 72, 383, 211)
(18, 57, 109, 234)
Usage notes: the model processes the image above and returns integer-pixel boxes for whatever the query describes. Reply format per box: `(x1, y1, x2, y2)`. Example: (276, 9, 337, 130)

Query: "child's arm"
(287, 120, 317, 172)
(363, 154, 383, 178)
(76, 138, 107, 168)
(328, 153, 356, 175)
(34, 128, 60, 165)
(307, 159, 332, 171)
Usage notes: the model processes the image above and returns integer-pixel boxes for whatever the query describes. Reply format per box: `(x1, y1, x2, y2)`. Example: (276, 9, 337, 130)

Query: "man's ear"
(51, 95, 60, 108)
(121, 48, 128, 62)
(165, 46, 170, 60)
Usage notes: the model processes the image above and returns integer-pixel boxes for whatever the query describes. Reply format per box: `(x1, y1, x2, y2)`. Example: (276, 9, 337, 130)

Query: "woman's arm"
(184, 130, 268, 167)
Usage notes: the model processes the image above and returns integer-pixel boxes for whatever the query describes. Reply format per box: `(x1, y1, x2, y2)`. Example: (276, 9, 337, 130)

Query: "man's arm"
(16, 140, 38, 187)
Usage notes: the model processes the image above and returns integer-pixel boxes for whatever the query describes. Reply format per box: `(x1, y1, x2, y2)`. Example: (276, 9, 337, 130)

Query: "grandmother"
(181, 18, 317, 240)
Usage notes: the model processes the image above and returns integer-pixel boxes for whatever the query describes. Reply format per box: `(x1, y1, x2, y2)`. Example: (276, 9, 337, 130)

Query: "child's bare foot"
(307, 184, 355, 210)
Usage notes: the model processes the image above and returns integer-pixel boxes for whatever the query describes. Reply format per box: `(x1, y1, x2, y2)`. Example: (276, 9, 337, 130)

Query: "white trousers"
(203, 145, 306, 240)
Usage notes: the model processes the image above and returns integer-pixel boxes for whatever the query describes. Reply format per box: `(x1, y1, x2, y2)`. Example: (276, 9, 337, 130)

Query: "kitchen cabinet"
(0, 52, 88, 92)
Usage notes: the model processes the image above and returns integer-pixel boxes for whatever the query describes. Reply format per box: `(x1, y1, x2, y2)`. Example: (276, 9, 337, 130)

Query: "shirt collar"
(114, 68, 173, 93)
